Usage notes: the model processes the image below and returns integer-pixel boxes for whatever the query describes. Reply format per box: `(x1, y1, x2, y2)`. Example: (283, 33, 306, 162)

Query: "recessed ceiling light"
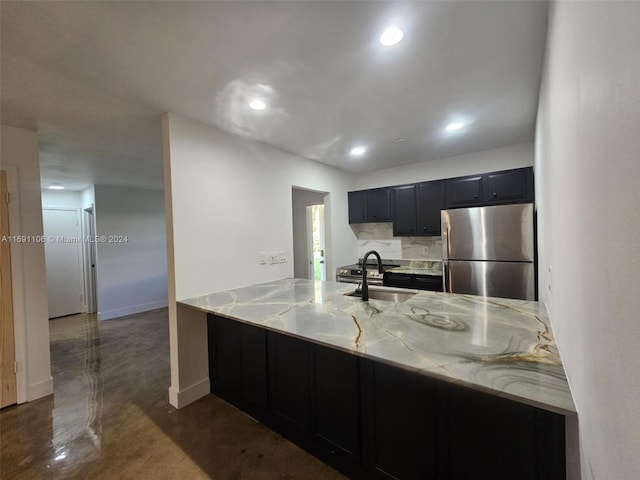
(249, 99, 266, 110)
(392, 138, 407, 143)
(445, 122, 465, 132)
(48, 184, 65, 190)
(379, 26, 404, 46)
(350, 146, 367, 156)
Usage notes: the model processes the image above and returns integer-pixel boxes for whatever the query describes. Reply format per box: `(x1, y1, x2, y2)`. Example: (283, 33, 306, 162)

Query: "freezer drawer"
(444, 260, 535, 301)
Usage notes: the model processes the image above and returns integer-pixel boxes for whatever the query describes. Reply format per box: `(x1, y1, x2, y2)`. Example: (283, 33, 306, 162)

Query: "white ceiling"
(0, 1, 548, 191)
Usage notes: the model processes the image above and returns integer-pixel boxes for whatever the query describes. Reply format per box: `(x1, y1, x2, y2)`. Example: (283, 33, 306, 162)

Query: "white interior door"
(43, 208, 84, 318)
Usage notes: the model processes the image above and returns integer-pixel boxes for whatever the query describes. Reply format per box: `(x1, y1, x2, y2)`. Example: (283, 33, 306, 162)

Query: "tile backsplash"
(352, 223, 442, 260)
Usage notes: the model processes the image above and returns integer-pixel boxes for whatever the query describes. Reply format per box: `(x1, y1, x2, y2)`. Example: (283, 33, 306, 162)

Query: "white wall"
(536, 2, 640, 479)
(41, 189, 81, 209)
(0, 125, 53, 402)
(166, 113, 357, 300)
(354, 142, 534, 190)
(93, 185, 168, 320)
(163, 112, 357, 407)
(80, 185, 95, 209)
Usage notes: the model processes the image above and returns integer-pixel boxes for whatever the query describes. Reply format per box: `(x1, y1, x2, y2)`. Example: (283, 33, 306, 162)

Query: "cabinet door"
(207, 314, 240, 397)
(485, 168, 533, 204)
(268, 333, 312, 434)
(392, 185, 417, 235)
(312, 345, 361, 463)
(413, 275, 443, 292)
(366, 188, 392, 222)
(416, 180, 444, 235)
(239, 323, 268, 414)
(348, 191, 367, 224)
(364, 362, 437, 480)
(438, 382, 564, 480)
(383, 272, 413, 288)
(445, 175, 483, 208)
(207, 315, 268, 417)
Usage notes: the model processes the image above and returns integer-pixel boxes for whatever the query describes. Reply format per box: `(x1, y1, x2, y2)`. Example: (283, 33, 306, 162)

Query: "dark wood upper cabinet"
(445, 168, 534, 209)
(349, 167, 534, 228)
(348, 188, 392, 224)
(445, 175, 484, 208)
(392, 181, 444, 236)
(392, 185, 417, 235)
(348, 191, 367, 223)
(416, 180, 444, 235)
(485, 168, 533, 204)
(365, 188, 392, 222)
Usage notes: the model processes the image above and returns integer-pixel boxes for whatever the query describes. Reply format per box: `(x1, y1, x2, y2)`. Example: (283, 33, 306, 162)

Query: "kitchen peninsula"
(180, 279, 574, 480)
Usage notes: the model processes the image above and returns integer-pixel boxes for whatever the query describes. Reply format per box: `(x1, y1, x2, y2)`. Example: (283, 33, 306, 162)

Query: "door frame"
(82, 205, 98, 314)
(1, 166, 28, 404)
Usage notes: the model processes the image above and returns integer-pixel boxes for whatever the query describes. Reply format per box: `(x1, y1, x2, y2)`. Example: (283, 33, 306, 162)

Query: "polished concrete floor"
(0, 309, 345, 479)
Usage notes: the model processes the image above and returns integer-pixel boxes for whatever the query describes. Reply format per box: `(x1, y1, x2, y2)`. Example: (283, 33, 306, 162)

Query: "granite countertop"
(385, 260, 443, 276)
(180, 278, 575, 415)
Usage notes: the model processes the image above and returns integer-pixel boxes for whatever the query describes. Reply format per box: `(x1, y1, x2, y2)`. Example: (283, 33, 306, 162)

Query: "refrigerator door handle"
(442, 220, 449, 262)
(442, 261, 449, 293)
(441, 218, 450, 293)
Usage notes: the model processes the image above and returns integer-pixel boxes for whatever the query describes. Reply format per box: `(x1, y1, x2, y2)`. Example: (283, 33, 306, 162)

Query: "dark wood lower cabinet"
(363, 362, 438, 480)
(207, 314, 566, 480)
(207, 315, 268, 420)
(268, 333, 312, 433)
(312, 344, 361, 463)
(384, 272, 443, 292)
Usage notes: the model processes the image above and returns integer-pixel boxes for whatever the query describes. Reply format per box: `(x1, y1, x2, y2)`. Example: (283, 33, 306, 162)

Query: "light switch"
(278, 251, 287, 263)
(269, 252, 278, 265)
(259, 252, 267, 265)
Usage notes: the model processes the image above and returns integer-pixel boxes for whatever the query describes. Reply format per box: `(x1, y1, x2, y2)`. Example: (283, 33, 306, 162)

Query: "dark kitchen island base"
(207, 313, 566, 480)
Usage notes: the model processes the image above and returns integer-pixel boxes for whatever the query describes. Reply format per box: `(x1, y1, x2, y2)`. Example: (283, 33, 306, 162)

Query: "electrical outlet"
(423, 247, 429, 255)
(269, 252, 278, 265)
(278, 251, 287, 263)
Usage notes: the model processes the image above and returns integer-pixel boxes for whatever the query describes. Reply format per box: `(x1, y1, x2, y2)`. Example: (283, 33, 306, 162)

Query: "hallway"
(0, 310, 344, 479)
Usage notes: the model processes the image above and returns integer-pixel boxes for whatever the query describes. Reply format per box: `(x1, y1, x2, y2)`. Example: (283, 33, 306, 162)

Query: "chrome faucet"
(361, 250, 383, 302)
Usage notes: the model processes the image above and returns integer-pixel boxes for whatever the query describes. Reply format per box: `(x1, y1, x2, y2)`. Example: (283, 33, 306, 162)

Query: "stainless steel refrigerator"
(441, 203, 535, 301)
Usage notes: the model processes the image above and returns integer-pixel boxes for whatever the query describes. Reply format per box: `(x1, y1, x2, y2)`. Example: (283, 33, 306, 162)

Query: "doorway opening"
(291, 187, 328, 281)
(42, 208, 84, 318)
(306, 204, 326, 281)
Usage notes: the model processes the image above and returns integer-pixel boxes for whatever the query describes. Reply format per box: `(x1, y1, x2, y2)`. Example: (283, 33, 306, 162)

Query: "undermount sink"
(345, 286, 417, 303)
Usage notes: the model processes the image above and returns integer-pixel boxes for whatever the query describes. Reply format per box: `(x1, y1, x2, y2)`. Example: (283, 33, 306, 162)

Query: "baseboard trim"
(28, 376, 54, 401)
(98, 300, 168, 321)
(168, 377, 210, 409)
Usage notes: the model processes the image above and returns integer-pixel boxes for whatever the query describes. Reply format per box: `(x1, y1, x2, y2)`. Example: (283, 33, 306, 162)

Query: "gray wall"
(536, 2, 640, 478)
(94, 185, 168, 320)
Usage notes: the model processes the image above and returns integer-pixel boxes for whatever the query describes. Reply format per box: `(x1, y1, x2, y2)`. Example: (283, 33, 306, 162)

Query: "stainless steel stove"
(335, 259, 401, 285)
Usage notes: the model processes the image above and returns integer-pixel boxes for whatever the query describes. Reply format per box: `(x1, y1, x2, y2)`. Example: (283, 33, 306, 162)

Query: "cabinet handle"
(473, 194, 478, 199)
(492, 192, 497, 198)
(423, 226, 427, 231)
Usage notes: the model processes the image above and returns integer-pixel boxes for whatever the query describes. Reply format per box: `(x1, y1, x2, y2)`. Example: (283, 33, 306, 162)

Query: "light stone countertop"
(384, 259, 443, 276)
(180, 278, 575, 415)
